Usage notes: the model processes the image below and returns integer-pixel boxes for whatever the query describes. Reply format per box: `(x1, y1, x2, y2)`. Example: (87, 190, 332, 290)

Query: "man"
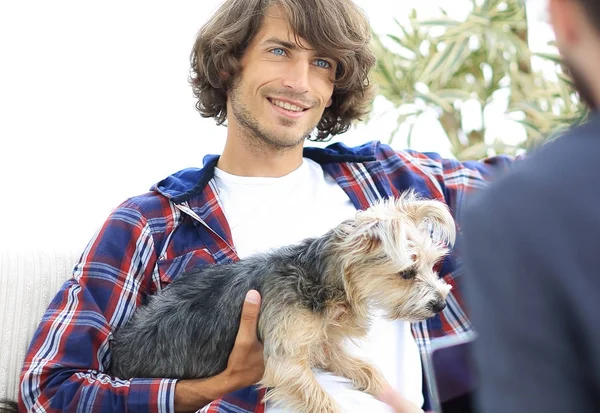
(17, 0, 514, 412)
(461, 0, 600, 412)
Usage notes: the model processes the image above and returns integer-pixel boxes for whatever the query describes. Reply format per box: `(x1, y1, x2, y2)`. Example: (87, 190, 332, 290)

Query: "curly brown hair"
(190, 0, 377, 141)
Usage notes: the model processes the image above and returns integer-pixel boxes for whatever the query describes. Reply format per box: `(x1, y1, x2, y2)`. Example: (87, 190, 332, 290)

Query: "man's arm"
(174, 290, 265, 412)
(398, 149, 518, 217)
(375, 143, 519, 224)
(379, 386, 425, 413)
(19, 199, 175, 412)
(19, 200, 264, 413)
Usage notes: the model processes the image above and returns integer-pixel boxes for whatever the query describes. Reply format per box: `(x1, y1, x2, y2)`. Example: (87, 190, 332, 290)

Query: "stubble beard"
(229, 80, 318, 152)
(563, 57, 597, 111)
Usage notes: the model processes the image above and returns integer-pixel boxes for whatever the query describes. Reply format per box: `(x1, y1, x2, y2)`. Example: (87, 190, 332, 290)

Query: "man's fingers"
(237, 290, 261, 340)
(379, 386, 424, 413)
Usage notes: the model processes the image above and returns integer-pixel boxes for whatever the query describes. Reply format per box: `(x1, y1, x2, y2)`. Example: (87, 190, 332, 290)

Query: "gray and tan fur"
(108, 191, 456, 413)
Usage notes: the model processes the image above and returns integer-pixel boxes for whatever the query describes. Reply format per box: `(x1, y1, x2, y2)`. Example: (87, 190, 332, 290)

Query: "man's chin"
(257, 130, 309, 150)
(562, 58, 597, 110)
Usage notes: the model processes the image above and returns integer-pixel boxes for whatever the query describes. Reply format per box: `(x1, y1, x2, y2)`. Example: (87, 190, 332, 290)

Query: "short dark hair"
(189, 0, 377, 141)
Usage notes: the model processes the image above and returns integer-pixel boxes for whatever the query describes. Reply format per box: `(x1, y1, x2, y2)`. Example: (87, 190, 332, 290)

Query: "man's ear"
(220, 71, 232, 96)
(219, 71, 230, 82)
(326, 97, 333, 108)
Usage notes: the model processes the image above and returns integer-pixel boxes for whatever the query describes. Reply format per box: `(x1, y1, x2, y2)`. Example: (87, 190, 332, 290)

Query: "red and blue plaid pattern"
(19, 141, 514, 412)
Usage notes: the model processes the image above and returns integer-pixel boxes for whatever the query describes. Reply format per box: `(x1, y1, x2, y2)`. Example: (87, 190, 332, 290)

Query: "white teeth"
(270, 99, 304, 112)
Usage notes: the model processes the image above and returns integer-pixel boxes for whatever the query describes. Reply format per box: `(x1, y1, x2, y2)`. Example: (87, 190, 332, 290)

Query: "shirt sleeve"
(398, 149, 519, 218)
(19, 199, 177, 413)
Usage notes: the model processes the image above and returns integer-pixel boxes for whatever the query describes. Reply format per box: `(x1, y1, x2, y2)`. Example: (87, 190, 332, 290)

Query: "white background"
(0, 0, 552, 249)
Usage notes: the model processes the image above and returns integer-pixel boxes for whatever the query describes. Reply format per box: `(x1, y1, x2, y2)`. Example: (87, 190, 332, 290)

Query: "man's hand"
(220, 289, 265, 389)
(174, 290, 265, 412)
(379, 386, 425, 413)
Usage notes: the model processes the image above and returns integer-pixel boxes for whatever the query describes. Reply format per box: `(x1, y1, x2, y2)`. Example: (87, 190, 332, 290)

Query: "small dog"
(108, 191, 456, 413)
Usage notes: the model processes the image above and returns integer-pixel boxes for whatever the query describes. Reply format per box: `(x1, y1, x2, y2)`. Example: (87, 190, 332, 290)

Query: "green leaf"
(388, 111, 420, 145)
(415, 91, 454, 112)
(385, 34, 418, 56)
(419, 18, 462, 27)
(436, 89, 473, 102)
(368, 0, 583, 158)
(440, 35, 472, 83)
(406, 120, 417, 148)
(534, 52, 563, 65)
(515, 119, 542, 136)
(419, 41, 460, 84)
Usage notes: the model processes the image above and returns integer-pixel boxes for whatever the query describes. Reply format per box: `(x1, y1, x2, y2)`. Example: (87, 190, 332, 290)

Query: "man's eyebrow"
(261, 37, 312, 51)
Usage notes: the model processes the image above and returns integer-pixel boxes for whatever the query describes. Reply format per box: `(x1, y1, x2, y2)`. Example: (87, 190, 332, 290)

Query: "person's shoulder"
(530, 116, 600, 182)
(306, 139, 454, 164)
(108, 164, 210, 222)
(463, 116, 600, 227)
(105, 191, 171, 227)
(497, 116, 600, 192)
(461, 151, 549, 225)
(303, 140, 380, 162)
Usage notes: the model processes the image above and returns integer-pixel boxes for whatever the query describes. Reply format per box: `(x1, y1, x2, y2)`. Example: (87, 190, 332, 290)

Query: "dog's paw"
(307, 397, 341, 413)
(349, 365, 387, 396)
(262, 383, 342, 413)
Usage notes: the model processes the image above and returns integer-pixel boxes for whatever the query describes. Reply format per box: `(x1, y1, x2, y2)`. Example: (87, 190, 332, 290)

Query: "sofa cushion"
(0, 247, 81, 401)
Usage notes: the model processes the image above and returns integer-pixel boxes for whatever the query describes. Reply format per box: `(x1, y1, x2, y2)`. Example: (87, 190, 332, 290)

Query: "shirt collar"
(154, 141, 378, 204)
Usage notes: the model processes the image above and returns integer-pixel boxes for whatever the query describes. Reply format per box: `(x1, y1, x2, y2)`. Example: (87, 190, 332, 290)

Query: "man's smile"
(267, 97, 310, 118)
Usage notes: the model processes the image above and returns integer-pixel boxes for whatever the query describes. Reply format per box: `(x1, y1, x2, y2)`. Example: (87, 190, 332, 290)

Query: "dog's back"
(108, 235, 338, 380)
(108, 260, 259, 379)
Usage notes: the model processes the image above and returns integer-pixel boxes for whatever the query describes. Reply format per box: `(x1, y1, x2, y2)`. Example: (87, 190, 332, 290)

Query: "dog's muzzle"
(430, 299, 446, 313)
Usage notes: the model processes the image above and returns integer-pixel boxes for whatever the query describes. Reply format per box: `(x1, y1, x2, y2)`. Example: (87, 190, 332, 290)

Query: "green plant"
(370, 0, 588, 160)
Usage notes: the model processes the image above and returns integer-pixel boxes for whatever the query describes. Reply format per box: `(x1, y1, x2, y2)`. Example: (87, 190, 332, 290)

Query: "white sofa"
(0, 247, 81, 402)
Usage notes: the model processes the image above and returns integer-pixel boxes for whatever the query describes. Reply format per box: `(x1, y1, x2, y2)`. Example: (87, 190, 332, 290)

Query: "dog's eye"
(399, 267, 417, 280)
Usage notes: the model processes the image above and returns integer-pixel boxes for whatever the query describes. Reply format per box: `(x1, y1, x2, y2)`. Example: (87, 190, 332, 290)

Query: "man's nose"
(282, 60, 310, 92)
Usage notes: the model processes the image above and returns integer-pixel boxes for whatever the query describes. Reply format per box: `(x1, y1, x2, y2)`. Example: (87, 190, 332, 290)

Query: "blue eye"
(271, 48, 286, 56)
(314, 59, 331, 69)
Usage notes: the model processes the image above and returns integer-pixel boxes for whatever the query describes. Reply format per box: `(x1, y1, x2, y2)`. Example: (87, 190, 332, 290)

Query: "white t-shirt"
(212, 158, 424, 412)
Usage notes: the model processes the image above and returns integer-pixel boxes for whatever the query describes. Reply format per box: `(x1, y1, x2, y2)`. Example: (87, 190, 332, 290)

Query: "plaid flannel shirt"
(19, 141, 514, 412)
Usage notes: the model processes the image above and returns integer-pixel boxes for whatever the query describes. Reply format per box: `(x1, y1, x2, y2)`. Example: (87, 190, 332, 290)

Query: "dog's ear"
(397, 190, 456, 246)
(334, 215, 383, 253)
(353, 208, 390, 241)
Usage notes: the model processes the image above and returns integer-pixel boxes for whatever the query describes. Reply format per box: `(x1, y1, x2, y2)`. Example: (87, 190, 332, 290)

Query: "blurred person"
(10, 0, 516, 412)
(461, 0, 600, 412)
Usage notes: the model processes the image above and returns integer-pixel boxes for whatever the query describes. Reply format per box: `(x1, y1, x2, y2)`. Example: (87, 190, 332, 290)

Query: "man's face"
(227, 5, 337, 149)
(549, 0, 597, 109)
(561, 59, 596, 110)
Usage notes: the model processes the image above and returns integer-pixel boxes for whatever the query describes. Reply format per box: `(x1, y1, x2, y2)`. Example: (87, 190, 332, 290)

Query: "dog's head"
(334, 190, 456, 322)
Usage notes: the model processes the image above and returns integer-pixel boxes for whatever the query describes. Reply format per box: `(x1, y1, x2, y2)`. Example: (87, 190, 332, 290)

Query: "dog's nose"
(431, 300, 446, 313)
